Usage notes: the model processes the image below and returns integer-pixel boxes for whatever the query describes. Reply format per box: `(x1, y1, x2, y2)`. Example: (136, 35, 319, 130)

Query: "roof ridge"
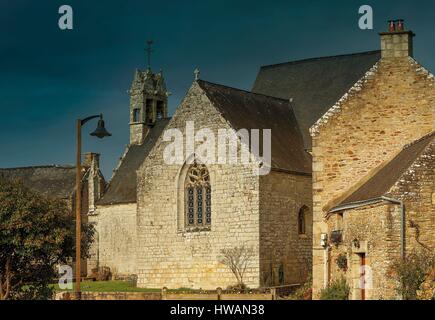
(197, 80, 291, 103)
(260, 50, 381, 69)
(407, 57, 435, 83)
(333, 132, 434, 210)
(0, 164, 75, 170)
(402, 131, 435, 150)
(97, 117, 171, 206)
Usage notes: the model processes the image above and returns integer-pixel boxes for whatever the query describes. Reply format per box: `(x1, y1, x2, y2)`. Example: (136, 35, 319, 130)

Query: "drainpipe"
(381, 196, 405, 260)
(382, 196, 405, 300)
(323, 247, 330, 288)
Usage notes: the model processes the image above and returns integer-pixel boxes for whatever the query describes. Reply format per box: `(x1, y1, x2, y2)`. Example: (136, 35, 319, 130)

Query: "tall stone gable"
(310, 26, 434, 297)
(135, 81, 262, 289)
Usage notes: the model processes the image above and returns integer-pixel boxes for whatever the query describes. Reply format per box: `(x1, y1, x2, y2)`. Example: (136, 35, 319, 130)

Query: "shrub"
(390, 250, 435, 300)
(335, 254, 348, 272)
(320, 277, 350, 300)
(286, 276, 312, 300)
(416, 268, 435, 300)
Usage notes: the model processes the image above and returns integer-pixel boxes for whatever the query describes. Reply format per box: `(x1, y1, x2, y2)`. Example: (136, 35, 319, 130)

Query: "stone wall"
(327, 203, 401, 300)
(390, 139, 434, 252)
(135, 82, 261, 290)
(88, 203, 137, 276)
(55, 290, 274, 300)
(311, 56, 435, 297)
(259, 171, 312, 287)
(320, 138, 433, 300)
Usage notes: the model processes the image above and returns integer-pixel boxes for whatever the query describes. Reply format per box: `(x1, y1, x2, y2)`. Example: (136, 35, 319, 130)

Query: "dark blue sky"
(1, 0, 434, 178)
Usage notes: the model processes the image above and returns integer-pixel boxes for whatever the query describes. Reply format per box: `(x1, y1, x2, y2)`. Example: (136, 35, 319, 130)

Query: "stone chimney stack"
(380, 20, 415, 58)
(83, 152, 100, 170)
(83, 153, 103, 214)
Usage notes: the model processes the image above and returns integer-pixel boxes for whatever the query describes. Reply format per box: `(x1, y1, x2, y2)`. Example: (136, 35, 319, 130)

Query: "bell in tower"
(128, 41, 170, 145)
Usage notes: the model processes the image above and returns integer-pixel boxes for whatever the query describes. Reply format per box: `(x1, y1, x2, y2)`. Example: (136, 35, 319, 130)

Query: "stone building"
(90, 63, 314, 288)
(92, 42, 385, 289)
(134, 80, 312, 289)
(90, 21, 433, 298)
(0, 153, 106, 275)
(310, 23, 434, 299)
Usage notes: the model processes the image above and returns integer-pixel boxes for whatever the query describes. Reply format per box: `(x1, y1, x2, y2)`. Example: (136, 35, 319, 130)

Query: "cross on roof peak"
(194, 68, 200, 81)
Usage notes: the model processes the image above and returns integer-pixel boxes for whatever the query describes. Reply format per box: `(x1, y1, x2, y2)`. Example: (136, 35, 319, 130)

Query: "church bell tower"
(128, 41, 169, 145)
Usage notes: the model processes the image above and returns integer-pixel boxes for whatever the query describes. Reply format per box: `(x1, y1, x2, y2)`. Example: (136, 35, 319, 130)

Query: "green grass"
(51, 281, 195, 293)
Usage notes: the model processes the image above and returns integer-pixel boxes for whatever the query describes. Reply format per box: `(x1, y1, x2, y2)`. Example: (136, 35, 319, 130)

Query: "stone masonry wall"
(259, 171, 312, 287)
(322, 139, 433, 300)
(327, 203, 402, 300)
(390, 139, 435, 252)
(135, 82, 261, 290)
(88, 203, 137, 276)
(311, 57, 434, 297)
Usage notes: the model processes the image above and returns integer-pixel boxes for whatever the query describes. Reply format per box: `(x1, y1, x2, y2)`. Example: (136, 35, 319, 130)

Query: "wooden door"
(360, 254, 366, 300)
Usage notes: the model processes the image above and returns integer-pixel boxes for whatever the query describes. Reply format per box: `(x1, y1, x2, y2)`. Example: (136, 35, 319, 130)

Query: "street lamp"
(75, 114, 111, 300)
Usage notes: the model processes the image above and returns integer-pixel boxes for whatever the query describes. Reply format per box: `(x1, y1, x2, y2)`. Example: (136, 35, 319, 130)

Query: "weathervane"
(145, 40, 154, 69)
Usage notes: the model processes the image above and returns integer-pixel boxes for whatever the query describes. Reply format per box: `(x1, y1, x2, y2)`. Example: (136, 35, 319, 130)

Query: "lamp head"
(90, 115, 112, 139)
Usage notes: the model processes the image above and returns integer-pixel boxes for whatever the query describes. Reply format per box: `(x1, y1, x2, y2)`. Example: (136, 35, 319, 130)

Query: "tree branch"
(3, 257, 11, 300)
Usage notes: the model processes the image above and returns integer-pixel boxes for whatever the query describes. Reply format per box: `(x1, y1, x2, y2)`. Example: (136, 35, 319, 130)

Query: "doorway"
(359, 253, 366, 300)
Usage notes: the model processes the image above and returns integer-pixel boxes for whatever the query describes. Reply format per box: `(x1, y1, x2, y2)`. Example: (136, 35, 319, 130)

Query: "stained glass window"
(185, 162, 211, 229)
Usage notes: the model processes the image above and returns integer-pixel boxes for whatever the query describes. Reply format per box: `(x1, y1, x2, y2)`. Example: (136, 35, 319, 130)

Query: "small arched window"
(185, 162, 211, 228)
(298, 206, 308, 235)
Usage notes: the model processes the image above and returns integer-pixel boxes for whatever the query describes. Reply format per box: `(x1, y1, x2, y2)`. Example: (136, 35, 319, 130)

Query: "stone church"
(85, 22, 433, 298)
(0, 17, 431, 299)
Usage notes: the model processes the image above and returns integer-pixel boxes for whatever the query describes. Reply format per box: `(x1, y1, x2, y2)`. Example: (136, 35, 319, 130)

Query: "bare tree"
(219, 245, 255, 289)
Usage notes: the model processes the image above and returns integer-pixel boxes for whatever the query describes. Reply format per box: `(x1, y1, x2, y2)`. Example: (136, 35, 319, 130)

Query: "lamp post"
(75, 114, 111, 300)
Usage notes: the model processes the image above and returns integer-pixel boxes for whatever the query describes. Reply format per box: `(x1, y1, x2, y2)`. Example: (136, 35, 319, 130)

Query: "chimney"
(83, 153, 103, 214)
(380, 20, 415, 58)
(83, 152, 100, 171)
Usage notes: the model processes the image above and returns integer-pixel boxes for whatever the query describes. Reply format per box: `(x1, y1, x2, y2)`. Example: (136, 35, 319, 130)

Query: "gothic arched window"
(298, 206, 308, 235)
(185, 162, 211, 229)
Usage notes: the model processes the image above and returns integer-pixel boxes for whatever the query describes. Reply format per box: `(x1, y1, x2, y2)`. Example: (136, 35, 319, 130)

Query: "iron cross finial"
(145, 40, 154, 69)
(194, 68, 200, 81)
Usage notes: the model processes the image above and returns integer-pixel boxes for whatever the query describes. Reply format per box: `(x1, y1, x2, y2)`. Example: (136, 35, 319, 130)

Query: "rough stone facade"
(135, 82, 261, 289)
(327, 203, 402, 300)
(87, 203, 137, 276)
(380, 31, 414, 58)
(389, 140, 435, 253)
(133, 82, 312, 290)
(326, 139, 434, 300)
(259, 171, 312, 287)
(129, 69, 169, 145)
(311, 29, 434, 298)
(88, 24, 433, 299)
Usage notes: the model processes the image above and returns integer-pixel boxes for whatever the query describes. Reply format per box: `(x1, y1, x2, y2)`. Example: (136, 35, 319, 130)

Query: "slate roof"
(252, 50, 381, 149)
(197, 80, 311, 174)
(0, 165, 76, 199)
(97, 118, 171, 205)
(335, 132, 434, 208)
